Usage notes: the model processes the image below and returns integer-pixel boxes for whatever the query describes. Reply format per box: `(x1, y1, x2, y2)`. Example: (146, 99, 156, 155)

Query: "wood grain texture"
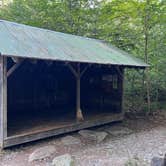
(0, 56, 7, 148)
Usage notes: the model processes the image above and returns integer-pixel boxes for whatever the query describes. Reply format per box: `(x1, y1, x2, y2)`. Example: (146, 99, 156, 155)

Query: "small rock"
(78, 130, 108, 143)
(105, 125, 133, 136)
(151, 157, 163, 166)
(151, 155, 166, 166)
(159, 151, 163, 156)
(52, 154, 74, 166)
(61, 136, 81, 145)
(29, 145, 56, 162)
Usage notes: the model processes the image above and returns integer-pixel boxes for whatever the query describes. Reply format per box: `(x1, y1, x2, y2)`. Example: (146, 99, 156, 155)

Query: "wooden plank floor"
(4, 110, 123, 148)
(7, 110, 120, 136)
(7, 110, 75, 136)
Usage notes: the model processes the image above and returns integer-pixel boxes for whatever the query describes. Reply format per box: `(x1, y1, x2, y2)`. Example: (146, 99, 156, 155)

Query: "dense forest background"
(0, 0, 166, 114)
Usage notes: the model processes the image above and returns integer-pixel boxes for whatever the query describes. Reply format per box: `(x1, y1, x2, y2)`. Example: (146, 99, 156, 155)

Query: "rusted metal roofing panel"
(0, 20, 148, 67)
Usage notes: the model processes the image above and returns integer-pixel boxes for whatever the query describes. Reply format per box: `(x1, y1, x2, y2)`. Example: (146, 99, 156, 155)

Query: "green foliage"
(0, 0, 165, 112)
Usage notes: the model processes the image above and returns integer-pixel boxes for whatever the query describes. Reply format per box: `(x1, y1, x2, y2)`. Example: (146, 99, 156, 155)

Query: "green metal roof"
(0, 20, 148, 67)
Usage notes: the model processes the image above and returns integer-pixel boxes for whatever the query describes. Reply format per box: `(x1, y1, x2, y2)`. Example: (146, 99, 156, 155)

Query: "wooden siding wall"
(81, 66, 123, 113)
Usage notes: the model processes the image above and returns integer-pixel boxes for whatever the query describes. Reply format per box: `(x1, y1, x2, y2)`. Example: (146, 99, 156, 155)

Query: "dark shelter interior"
(7, 57, 123, 137)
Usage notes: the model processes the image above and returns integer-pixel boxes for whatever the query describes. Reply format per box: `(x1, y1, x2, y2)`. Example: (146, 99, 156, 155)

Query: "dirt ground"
(0, 112, 165, 166)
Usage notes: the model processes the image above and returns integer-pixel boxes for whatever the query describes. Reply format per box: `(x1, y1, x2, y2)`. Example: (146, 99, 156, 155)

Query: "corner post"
(120, 68, 125, 115)
(0, 56, 7, 148)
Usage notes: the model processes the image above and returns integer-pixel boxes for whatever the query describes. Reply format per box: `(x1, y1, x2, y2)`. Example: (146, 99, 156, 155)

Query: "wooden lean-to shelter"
(0, 20, 148, 148)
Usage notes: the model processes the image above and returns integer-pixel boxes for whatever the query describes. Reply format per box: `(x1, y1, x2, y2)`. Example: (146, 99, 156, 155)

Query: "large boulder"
(28, 145, 56, 162)
(52, 154, 74, 166)
(78, 130, 108, 143)
(61, 136, 81, 146)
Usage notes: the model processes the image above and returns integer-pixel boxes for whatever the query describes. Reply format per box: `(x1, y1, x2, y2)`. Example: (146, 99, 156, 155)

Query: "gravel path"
(0, 113, 165, 166)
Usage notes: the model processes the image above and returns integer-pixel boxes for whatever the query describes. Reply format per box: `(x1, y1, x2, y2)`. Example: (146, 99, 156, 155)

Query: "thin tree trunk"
(144, 0, 151, 115)
(131, 74, 135, 111)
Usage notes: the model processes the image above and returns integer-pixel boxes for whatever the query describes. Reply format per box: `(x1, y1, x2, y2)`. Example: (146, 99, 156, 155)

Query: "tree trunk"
(144, 0, 151, 115)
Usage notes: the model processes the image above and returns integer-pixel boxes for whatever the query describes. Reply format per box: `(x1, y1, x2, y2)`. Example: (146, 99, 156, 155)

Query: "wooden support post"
(119, 68, 125, 115)
(76, 64, 84, 121)
(115, 66, 125, 115)
(0, 56, 7, 148)
(67, 63, 91, 122)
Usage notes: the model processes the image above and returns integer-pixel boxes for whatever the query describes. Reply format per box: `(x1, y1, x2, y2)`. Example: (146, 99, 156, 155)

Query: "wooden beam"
(0, 56, 7, 148)
(67, 63, 78, 78)
(80, 64, 91, 77)
(11, 57, 20, 63)
(67, 63, 91, 78)
(7, 59, 24, 77)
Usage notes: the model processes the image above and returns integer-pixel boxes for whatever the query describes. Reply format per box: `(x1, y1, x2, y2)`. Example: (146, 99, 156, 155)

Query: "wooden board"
(0, 56, 7, 148)
(4, 113, 123, 148)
